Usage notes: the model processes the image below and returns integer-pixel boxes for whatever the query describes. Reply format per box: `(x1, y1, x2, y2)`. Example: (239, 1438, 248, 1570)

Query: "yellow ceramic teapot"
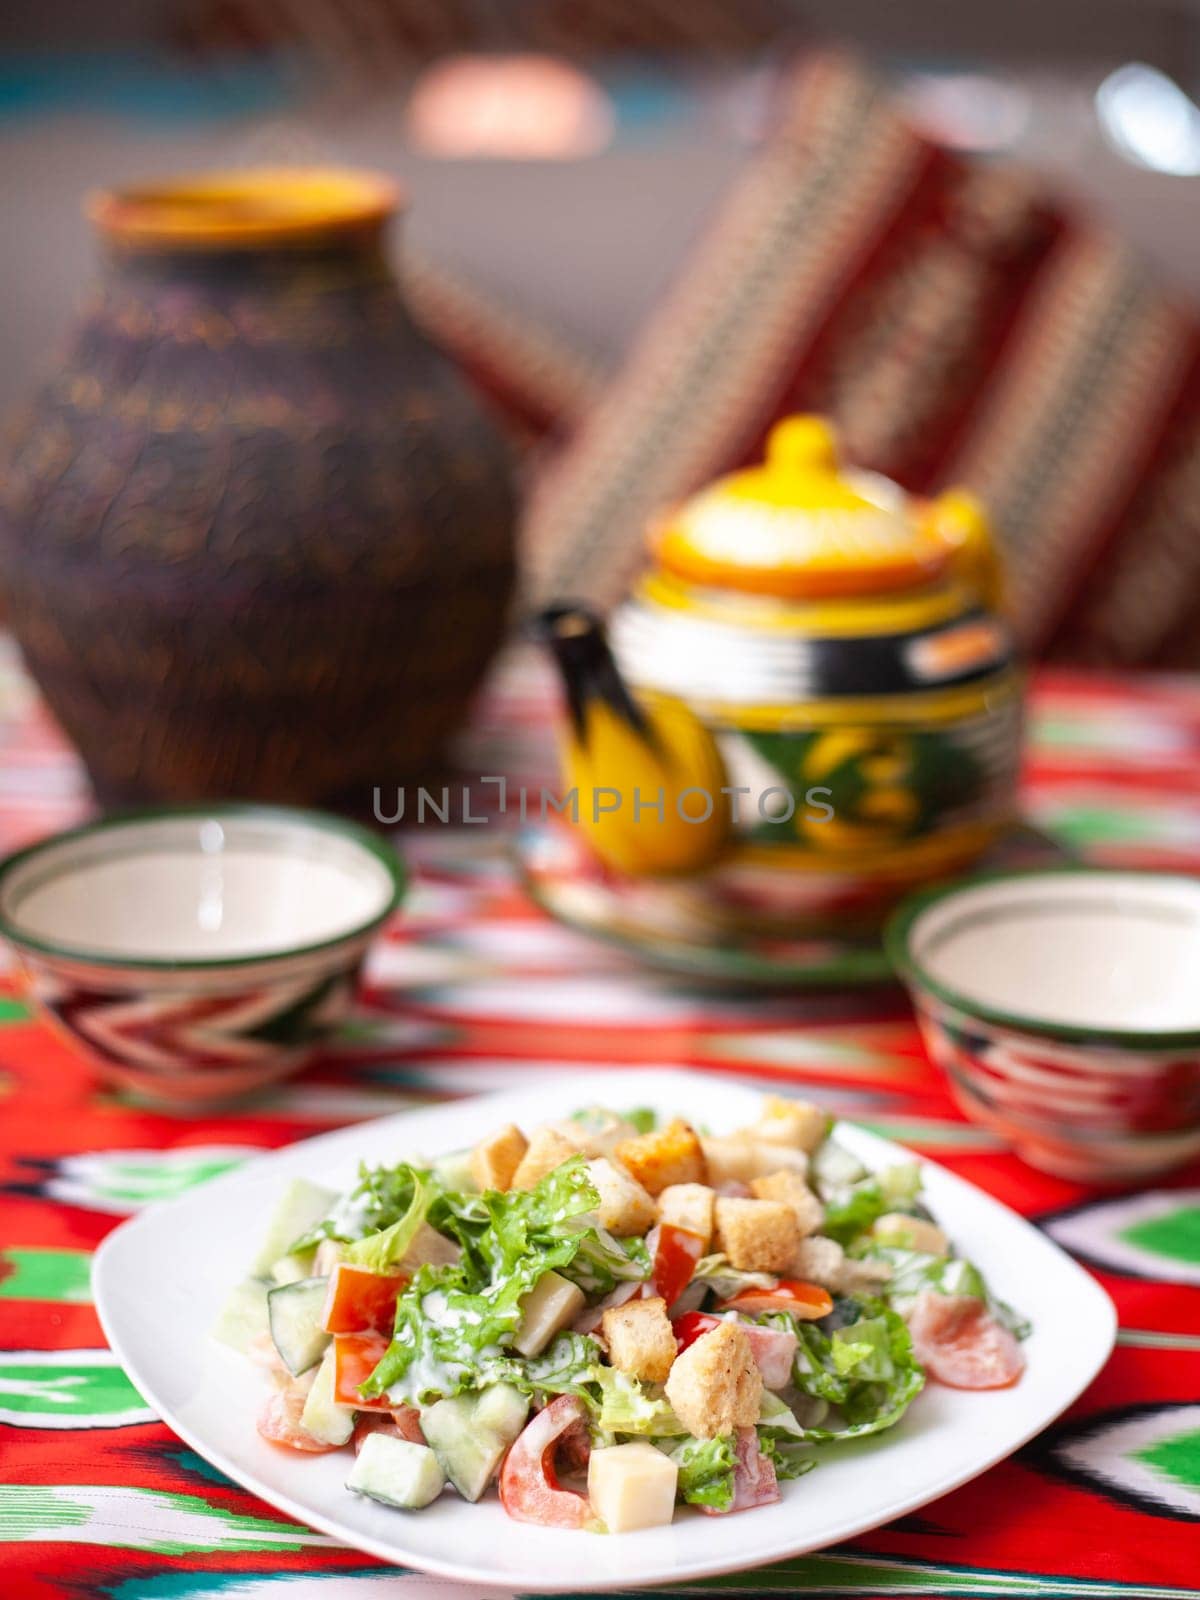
(541, 416, 1022, 932)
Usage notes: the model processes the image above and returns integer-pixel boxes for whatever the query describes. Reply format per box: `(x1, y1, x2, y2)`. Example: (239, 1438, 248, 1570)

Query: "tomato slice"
(499, 1394, 591, 1529)
(256, 1386, 339, 1453)
(673, 1310, 720, 1353)
(332, 1333, 393, 1410)
(390, 1403, 426, 1443)
(322, 1263, 407, 1335)
(649, 1224, 705, 1309)
(907, 1291, 1025, 1390)
(719, 1279, 833, 1321)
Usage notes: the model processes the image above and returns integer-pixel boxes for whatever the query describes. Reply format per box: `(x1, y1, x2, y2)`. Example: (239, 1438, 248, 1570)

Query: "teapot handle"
(922, 489, 1007, 614)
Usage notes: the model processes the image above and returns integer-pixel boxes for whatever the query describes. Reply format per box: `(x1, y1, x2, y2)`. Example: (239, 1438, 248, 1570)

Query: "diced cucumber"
(431, 1147, 478, 1193)
(420, 1385, 529, 1502)
(423, 1402, 500, 1503)
(313, 1238, 349, 1276)
(271, 1250, 316, 1286)
(473, 1382, 529, 1440)
(267, 1276, 331, 1376)
(347, 1432, 445, 1510)
(300, 1344, 355, 1446)
(252, 1178, 336, 1275)
(212, 1276, 270, 1354)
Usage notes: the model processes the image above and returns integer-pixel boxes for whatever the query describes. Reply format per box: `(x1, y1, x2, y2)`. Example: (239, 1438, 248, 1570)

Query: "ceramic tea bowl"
(887, 869, 1200, 1181)
(0, 806, 404, 1107)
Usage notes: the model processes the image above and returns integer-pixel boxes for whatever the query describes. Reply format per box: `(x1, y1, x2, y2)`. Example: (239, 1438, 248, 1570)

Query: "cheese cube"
(512, 1270, 586, 1357)
(587, 1441, 678, 1533)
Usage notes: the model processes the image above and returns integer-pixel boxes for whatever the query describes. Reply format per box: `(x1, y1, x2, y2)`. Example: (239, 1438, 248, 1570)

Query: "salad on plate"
(218, 1096, 1027, 1533)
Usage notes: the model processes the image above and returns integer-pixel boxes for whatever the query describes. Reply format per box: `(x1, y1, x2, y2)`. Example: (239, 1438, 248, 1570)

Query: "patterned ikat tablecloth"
(0, 643, 1198, 1597)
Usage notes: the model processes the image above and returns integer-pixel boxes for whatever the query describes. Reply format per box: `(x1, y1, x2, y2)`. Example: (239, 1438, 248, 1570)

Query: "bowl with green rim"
(0, 805, 404, 1107)
(886, 867, 1200, 1181)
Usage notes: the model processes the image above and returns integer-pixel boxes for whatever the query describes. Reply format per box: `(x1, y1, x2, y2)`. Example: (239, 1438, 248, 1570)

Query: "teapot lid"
(653, 416, 954, 600)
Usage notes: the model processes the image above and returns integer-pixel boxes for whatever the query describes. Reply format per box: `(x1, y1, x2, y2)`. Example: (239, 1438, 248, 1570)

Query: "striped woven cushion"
(500, 51, 1200, 666)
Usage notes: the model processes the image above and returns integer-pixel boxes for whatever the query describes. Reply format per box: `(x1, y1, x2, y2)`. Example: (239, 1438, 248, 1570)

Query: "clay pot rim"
(87, 166, 404, 250)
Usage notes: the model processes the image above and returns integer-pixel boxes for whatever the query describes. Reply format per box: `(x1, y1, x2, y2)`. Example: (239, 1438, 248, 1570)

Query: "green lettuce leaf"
(758, 1433, 817, 1482)
(758, 1388, 804, 1435)
(345, 1171, 433, 1272)
(820, 1164, 922, 1247)
(561, 1226, 651, 1296)
(775, 1299, 925, 1441)
(620, 1107, 658, 1134)
(757, 1391, 819, 1481)
(290, 1161, 432, 1251)
(691, 1253, 777, 1300)
(668, 1435, 737, 1511)
(358, 1157, 654, 1406)
(592, 1366, 686, 1437)
(360, 1158, 601, 1402)
(521, 1332, 602, 1396)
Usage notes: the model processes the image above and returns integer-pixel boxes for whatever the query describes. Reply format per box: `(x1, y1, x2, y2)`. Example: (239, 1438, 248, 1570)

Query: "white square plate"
(93, 1069, 1116, 1593)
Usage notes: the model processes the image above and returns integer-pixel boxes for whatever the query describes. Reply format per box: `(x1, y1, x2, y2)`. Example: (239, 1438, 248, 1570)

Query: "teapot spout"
(531, 603, 731, 878)
(532, 603, 651, 745)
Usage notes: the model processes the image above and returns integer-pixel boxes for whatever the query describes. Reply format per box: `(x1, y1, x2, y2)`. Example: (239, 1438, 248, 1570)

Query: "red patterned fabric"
(0, 641, 1198, 1595)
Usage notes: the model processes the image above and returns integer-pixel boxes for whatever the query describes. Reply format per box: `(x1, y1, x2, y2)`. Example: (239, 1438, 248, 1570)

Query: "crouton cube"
(713, 1197, 799, 1273)
(588, 1441, 678, 1532)
(470, 1123, 528, 1192)
(788, 1234, 845, 1288)
(513, 1270, 586, 1357)
(701, 1134, 808, 1187)
(552, 1109, 640, 1158)
(613, 1119, 706, 1195)
(511, 1126, 579, 1190)
(657, 1183, 715, 1249)
(585, 1157, 657, 1235)
(601, 1295, 677, 1384)
(664, 1322, 762, 1439)
(872, 1213, 948, 1256)
(788, 1234, 890, 1295)
(749, 1170, 823, 1238)
(750, 1095, 829, 1153)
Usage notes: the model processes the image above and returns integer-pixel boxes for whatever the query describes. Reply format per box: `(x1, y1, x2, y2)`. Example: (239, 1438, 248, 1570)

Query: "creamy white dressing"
(327, 1190, 378, 1237)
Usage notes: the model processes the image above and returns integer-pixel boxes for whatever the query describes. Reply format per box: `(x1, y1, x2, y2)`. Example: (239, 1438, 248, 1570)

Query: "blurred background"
(4, 0, 1200, 416)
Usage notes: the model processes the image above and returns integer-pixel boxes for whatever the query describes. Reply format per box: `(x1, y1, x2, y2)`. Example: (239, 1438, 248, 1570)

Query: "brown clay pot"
(0, 168, 517, 807)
